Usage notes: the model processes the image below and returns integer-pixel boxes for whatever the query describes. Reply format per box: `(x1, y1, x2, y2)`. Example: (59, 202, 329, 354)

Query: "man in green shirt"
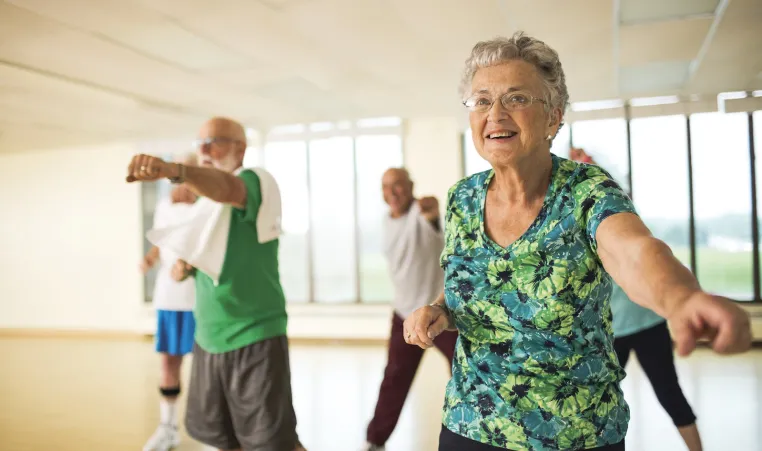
(127, 117, 305, 451)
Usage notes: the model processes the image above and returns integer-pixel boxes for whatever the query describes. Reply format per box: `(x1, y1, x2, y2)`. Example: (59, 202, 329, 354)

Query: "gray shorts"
(185, 336, 301, 451)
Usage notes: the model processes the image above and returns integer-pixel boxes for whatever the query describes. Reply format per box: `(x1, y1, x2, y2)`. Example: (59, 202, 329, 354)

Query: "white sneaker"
(143, 424, 180, 451)
(359, 442, 385, 451)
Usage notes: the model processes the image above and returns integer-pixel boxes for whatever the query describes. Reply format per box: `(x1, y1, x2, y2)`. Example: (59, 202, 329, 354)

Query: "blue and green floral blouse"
(440, 155, 636, 450)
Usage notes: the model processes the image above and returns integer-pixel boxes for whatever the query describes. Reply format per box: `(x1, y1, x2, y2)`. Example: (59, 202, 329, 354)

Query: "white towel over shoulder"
(146, 167, 283, 283)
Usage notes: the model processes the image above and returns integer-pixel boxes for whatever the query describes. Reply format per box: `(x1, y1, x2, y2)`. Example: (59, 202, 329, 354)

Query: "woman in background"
(570, 148, 703, 451)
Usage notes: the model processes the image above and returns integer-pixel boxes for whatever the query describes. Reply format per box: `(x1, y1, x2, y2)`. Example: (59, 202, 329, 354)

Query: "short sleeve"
(235, 169, 262, 223)
(576, 166, 637, 251)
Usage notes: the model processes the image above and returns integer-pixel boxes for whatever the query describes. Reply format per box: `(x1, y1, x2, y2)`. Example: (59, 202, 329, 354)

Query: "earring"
(546, 134, 552, 141)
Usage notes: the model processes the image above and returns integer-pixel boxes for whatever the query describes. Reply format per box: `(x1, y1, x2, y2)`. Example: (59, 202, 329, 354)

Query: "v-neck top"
(439, 154, 637, 450)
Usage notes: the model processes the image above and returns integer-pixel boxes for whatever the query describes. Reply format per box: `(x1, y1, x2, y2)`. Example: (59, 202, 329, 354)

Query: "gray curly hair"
(460, 31, 569, 129)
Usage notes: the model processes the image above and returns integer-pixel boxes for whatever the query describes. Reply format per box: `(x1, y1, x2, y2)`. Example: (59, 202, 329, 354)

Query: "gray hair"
(460, 31, 569, 128)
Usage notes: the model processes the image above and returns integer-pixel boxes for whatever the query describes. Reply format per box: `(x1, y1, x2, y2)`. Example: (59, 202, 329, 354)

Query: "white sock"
(160, 399, 177, 427)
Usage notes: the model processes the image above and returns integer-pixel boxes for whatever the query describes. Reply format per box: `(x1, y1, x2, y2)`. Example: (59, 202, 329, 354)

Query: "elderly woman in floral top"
(404, 32, 751, 451)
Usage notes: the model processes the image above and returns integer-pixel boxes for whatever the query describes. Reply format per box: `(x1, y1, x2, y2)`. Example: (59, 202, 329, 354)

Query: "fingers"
(673, 326, 697, 357)
(427, 314, 449, 340)
(402, 307, 447, 349)
(711, 309, 752, 354)
(127, 154, 163, 182)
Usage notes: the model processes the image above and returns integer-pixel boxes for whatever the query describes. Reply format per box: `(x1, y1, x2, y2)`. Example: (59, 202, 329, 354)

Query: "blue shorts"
(156, 310, 196, 356)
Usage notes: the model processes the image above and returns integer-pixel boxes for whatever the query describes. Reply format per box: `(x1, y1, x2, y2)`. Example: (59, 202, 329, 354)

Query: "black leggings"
(614, 321, 696, 427)
(439, 426, 625, 450)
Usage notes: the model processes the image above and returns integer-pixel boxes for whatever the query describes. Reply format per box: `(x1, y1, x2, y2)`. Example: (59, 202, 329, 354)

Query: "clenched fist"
(171, 185, 197, 204)
(126, 154, 179, 183)
(669, 291, 752, 356)
(171, 259, 195, 282)
(417, 196, 439, 221)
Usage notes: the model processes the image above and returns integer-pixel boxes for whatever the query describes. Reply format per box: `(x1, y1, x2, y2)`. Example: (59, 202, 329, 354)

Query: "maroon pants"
(366, 313, 458, 446)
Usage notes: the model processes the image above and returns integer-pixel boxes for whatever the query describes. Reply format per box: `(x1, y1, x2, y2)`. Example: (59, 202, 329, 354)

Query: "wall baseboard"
(0, 328, 152, 342)
(0, 328, 759, 350)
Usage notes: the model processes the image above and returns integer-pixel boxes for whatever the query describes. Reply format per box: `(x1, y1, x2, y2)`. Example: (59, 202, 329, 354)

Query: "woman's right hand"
(403, 303, 452, 349)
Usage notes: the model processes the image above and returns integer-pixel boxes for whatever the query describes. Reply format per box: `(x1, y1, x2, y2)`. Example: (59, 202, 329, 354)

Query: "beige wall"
(403, 117, 464, 212)
(0, 144, 145, 331)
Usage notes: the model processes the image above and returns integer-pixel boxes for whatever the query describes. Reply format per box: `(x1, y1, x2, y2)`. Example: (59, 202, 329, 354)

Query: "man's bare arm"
(168, 164, 247, 209)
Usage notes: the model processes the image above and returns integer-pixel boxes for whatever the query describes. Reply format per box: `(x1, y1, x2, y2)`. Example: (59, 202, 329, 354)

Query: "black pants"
(439, 426, 624, 450)
(614, 321, 696, 427)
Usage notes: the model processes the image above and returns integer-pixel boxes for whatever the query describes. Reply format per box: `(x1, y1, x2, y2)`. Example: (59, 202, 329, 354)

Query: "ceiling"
(0, 0, 760, 153)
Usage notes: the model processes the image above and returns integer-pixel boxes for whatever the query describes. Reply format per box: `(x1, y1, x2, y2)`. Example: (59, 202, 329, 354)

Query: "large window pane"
(691, 112, 752, 299)
(571, 119, 630, 191)
(463, 129, 492, 177)
(309, 136, 357, 302)
(264, 142, 310, 303)
(355, 135, 403, 303)
(551, 124, 571, 159)
(630, 115, 690, 265)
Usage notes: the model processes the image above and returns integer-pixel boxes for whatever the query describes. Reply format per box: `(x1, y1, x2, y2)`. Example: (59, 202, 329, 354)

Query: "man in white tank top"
(142, 153, 198, 451)
(361, 168, 458, 451)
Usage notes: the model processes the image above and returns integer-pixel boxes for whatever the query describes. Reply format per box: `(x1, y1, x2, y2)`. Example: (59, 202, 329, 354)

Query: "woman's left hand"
(668, 292, 752, 356)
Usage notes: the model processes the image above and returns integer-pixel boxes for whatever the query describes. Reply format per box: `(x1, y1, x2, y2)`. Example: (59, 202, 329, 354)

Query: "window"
(691, 112, 753, 299)
(463, 129, 492, 177)
(261, 120, 404, 303)
(355, 135, 404, 303)
(308, 136, 357, 303)
(630, 115, 690, 265)
(754, 111, 762, 296)
(264, 141, 310, 303)
(571, 118, 630, 191)
(551, 124, 571, 159)
(141, 153, 173, 304)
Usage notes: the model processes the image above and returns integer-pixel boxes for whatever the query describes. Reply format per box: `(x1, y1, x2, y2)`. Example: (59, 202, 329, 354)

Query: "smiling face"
(382, 168, 414, 217)
(468, 60, 560, 169)
(196, 117, 246, 172)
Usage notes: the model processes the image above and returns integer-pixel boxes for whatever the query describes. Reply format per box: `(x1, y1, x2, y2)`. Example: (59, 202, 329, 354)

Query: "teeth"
(489, 132, 516, 139)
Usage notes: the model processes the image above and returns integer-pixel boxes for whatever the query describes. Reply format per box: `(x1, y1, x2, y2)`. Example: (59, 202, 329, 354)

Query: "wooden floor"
(0, 338, 760, 451)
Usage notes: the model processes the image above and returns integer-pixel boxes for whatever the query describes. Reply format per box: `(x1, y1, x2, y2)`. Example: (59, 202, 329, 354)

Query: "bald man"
(128, 117, 305, 451)
(141, 153, 199, 451)
(361, 168, 458, 451)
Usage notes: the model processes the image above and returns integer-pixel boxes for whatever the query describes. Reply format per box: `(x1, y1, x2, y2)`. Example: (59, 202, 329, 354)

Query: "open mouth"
(487, 131, 518, 141)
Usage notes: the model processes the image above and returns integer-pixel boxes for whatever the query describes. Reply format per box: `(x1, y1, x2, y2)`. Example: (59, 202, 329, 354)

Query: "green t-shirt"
(194, 169, 287, 354)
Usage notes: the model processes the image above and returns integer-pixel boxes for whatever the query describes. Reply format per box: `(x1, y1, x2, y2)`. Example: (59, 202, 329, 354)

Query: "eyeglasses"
(193, 137, 240, 149)
(463, 91, 547, 113)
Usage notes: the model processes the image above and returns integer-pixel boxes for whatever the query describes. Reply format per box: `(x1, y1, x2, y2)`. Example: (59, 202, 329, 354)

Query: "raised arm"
(596, 213, 751, 356)
(596, 214, 697, 318)
(126, 154, 247, 208)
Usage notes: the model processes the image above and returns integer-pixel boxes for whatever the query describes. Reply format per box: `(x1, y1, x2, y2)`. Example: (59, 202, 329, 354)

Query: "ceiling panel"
(620, 0, 719, 24)
(620, 61, 692, 95)
(619, 17, 712, 66)
(686, 0, 762, 92)
(0, 3, 214, 107)
(0, 0, 759, 153)
(5, 0, 255, 71)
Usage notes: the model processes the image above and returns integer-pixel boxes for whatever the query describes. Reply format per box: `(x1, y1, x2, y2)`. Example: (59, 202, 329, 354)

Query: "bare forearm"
(173, 164, 245, 208)
(604, 237, 700, 318)
(145, 246, 159, 264)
